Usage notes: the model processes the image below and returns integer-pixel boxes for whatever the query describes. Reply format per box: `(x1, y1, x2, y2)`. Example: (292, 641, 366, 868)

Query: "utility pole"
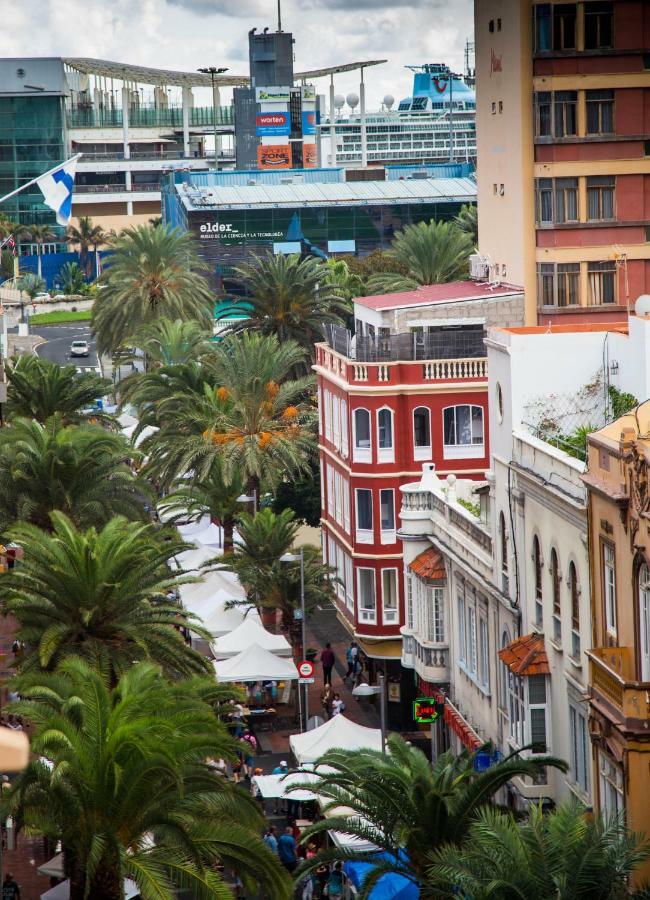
(197, 67, 229, 170)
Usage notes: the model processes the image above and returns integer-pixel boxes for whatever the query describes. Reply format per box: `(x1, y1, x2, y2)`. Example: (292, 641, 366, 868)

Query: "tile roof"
(355, 280, 523, 310)
(409, 547, 446, 581)
(498, 633, 550, 677)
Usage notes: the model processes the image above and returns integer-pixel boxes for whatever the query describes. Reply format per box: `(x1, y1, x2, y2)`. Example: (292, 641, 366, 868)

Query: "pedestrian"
(231, 701, 245, 737)
(313, 863, 329, 898)
(240, 730, 257, 778)
(272, 759, 289, 813)
(2, 873, 20, 900)
(277, 826, 297, 872)
(326, 862, 344, 900)
(331, 693, 345, 716)
(320, 642, 335, 685)
(320, 684, 334, 719)
(343, 641, 358, 682)
(263, 825, 278, 855)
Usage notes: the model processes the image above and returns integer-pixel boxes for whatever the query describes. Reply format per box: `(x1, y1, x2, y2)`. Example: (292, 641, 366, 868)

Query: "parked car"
(34, 292, 52, 302)
(70, 340, 90, 358)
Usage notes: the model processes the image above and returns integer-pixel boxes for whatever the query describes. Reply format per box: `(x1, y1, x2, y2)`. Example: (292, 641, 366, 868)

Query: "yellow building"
(474, 0, 650, 326)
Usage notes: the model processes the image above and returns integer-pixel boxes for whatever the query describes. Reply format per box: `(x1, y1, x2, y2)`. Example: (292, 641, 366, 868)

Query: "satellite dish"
(383, 94, 395, 110)
(346, 92, 359, 110)
(333, 94, 345, 110)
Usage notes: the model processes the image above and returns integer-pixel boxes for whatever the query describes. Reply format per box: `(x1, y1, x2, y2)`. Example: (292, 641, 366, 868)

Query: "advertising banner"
(257, 144, 292, 170)
(301, 110, 317, 136)
(302, 143, 317, 168)
(302, 85, 316, 101)
(256, 86, 291, 102)
(256, 112, 290, 137)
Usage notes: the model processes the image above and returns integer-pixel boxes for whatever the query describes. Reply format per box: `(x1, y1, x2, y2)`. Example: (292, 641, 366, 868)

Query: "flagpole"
(0, 154, 83, 207)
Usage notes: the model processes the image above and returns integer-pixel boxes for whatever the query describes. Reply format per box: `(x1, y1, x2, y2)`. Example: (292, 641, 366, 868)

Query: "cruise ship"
(319, 64, 476, 168)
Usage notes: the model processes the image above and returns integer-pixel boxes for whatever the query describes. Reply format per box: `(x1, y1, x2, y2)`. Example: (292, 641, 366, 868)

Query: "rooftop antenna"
(277, 0, 282, 31)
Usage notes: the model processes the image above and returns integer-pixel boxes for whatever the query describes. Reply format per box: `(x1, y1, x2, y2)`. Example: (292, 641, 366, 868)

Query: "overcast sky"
(13, 0, 474, 107)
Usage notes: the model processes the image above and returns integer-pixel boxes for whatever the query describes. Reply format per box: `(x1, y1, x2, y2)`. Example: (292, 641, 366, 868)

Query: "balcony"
(324, 324, 485, 363)
(588, 646, 650, 730)
(401, 633, 449, 683)
(400, 484, 492, 556)
(68, 105, 235, 129)
(75, 183, 161, 193)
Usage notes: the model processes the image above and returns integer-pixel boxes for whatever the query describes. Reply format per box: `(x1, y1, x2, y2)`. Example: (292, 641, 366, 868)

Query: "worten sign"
(199, 221, 284, 241)
(256, 112, 290, 137)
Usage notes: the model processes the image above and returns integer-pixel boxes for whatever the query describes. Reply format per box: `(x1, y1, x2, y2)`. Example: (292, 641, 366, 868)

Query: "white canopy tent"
(190, 521, 223, 546)
(180, 572, 245, 607)
(214, 643, 299, 683)
(200, 601, 260, 639)
(174, 543, 220, 572)
(212, 618, 292, 658)
(252, 771, 321, 801)
(174, 516, 212, 536)
(117, 412, 138, 430)
(290, 715, 383, 765)
(41, 880, 139, 900)
(122, 423, 159, 448)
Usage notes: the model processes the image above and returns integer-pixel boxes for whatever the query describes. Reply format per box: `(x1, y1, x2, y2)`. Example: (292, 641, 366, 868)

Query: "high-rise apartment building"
(475, 0, 650, 325)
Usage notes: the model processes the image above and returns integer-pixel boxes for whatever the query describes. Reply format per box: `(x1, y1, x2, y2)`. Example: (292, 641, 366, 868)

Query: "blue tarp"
(344, 854, 419, 900)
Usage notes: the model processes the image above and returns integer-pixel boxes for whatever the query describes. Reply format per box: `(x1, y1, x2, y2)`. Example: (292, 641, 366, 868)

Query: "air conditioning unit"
(469, 253, 490, 281)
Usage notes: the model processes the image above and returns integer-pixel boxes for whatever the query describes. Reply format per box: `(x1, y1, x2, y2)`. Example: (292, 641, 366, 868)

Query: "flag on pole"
(36, 157, 78, 227)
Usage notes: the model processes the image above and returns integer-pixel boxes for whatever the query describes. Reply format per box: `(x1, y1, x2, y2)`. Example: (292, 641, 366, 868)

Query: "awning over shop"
(443, 697, 482, 752)
(290, 714, 383, 764)
(498, 633, 550, 676)
(408, 547, 446, 581)
(355, 638, 403, 660)
(213, 643, 299, 683)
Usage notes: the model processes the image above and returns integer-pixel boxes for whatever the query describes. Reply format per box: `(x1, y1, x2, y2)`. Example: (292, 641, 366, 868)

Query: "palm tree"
(129, 317, 215, 368)
(227, 252, 350, 364)
(15, 272, 46, 299)
(23, 223, 56, 280)
(92, 224, 214, 356)
(162, 460, 245, 553)
(0, 417, 148, 534)
(144, 333, 316, 494)
(296, 734, 568, 897)
(5, 355, 112, 425)
(427, 801, 650, 900)
(4, 512, 210, 679)
(366, 220, 474, 294)
(57, 260, 86, 294)
(66, 215, 105, 278)
(454, 203, 478, 247)
(5, 659, 291, 900)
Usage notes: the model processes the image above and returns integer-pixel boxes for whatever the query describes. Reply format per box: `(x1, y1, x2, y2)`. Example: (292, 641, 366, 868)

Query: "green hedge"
(30, 310, 92, 325)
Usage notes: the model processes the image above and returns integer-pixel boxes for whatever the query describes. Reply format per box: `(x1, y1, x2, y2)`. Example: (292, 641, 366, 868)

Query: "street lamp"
(352, 677, 387, 753)
(197, 66, 229, 170)
(280, 549, 307, 731)
(236, 489, 257, 514)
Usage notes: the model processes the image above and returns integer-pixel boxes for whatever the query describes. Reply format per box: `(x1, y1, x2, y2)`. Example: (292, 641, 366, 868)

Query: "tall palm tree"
(427, 801, 650, 900)
(23, 223, 56, 280)
(57, 260, 86, 294)
(92, 224, 213, 356)
(4, 512, 210, 679)
(5, 659, 291, 900)
(366, 220, 474, 295)
(5, 355, 112, 425)
(128, 317, 214, 368)
(162, 459, 245, 553)
(66, 215, 105, 278)
(454, 203, 478, 247)
(321, 257, 365, 302)
(227, 252, 350, 364)
(296, 734, 567, 898)
(144, 333, 316, 494)
(0, 417, 148, 534)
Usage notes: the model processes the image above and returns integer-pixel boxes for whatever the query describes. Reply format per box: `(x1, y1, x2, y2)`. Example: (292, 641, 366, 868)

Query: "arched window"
(377, 408, 394, 462)
(533, 536, 543, 626)
(638, 562, 650, 681)
(499, 512, 508, 574)
(413, 407, 431, 459)
(569, 561, 580, 659)
(551, 548, 562, 642)
(353, 408, 371, 462)
(500, 627, 511, 714)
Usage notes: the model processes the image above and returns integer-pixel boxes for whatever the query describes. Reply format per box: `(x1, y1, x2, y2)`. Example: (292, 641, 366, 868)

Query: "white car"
(70, 340, 90, 358)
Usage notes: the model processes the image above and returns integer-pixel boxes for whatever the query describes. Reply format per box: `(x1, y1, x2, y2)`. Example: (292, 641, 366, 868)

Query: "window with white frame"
(569, 702, 589, 794)
(599, 753, 624, 818)
(638, 562, 650, 682)
(343, 479, 350, 533)
(413, 406, 431, 460)
(428, 585, 445, 643)
(353, 408, 372, 462)
(324, 389, 332, 442)
(321, 530, 327, 566)
(380, 489, 395, 543)
(533, 535, 543, 627)
(500, 628, 511, 714)
(344, 554, 354, 612)
(377, 407, 394, 462)
(355, 488, 373, 542)
(332, 396, 341, 450)
(457, 593, 466, 664)
(357, 568, 377, 623)
(528, 675, 548, 754)
(382, 569, 398, 624)
(317, 386, 323, 435)
(551, 547, 562, 644)
(479, 616, 489, 688)
(326, 465, 334, 518)
(341, 399, 349, 458)
(320, 458, 325, 511)
(406, 573, 414, 630)
(467, 605, 477, 675)
(328, 536, 336, 581)
(336, 544, 345, 601)
(508, 670, 525, 747)
(603, 542, 617, 636)
(569, 561, 580, 660)
(443, 405, 484, 459)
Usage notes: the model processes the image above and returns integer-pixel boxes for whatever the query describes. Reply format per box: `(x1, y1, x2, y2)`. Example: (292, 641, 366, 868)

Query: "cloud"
(167, 0, 267, 14)
(298, 0, 434, 7)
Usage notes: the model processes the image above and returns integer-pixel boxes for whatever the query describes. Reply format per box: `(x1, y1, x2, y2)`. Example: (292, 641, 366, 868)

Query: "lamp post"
(197, 67, 229, 170)
(280, 549, 307, 731)
(352, 679, 387, 753)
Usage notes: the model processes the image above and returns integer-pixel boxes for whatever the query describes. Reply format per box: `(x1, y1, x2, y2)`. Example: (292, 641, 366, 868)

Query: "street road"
(33, 324, 100, 371)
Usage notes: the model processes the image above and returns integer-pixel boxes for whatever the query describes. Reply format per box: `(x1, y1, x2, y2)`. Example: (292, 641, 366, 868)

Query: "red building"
(314, 283, 525, 721)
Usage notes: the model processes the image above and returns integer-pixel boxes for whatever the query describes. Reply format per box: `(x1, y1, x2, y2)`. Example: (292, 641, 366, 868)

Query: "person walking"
(2, 873, 20, 900)
(326, 862, 344, 900)
(331, 693, 345, 716)
(277, 826, 298, 872)
(343, 641, 358, 682)
(240, 730, 257, 778)
(320, 684, 334, 719)
(320, 642, 335, 685)
(263, 825, 279, 855)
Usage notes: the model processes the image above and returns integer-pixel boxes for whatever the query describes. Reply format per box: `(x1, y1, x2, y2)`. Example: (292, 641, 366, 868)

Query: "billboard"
(256, 86, 291, 102)
(301, 110, 317, 136)
(257, 144, 292, 169)
(256, 112, 290, 137)
(302, 85, 316, 102)
(302, 143, 317, 168)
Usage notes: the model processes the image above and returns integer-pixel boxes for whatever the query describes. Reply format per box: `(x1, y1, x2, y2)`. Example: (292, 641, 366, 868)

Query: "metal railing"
(68, 105, 235, 129)
(324, 324, 485, 362)
(75, 183, 160, 193)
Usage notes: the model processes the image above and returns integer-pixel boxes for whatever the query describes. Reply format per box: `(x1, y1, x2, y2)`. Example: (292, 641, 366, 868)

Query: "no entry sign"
(298, 660, 315, 683)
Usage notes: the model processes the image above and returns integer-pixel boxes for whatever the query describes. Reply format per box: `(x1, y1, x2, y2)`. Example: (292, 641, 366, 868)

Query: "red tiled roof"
(409, 547, 446, 581)
(355, 280, 524, 311)
(498, 633, 549, 677)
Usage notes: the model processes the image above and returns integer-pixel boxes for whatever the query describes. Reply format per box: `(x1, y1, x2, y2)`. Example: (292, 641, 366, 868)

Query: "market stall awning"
(290, 714, 383, 764)
(344, 855, 418, 900)
(212, 617, 291, 658)
(180, 571, 245, 607)
(214, 643, 299, 683)
(252, 772, 320, 801)
(498, 633, 550, 676)
(42, 880, 139, 900)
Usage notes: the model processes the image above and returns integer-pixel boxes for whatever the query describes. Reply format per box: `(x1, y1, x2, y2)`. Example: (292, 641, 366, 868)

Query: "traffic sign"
(298, 660, 314, 679)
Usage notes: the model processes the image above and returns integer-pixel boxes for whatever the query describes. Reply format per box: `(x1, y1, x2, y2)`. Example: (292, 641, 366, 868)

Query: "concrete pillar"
(329, 75, 337, 168)
(182, 86, 192, 158)
(121, 86, 133, 215)
(360, 67, 367, 168)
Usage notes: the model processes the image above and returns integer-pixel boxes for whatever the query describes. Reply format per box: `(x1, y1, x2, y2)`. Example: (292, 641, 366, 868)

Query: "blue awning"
(343, 854, 419, 900)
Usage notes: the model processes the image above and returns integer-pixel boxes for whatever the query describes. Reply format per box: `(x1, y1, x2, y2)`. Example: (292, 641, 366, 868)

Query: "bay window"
(569, 702, 589, 794)
(603, 542, 617, 636)
(382, 569, 398, 624)
(443, 405, 484, 458)
(355, 488, 373, 541)
(380, 489, 395, 543)
(357, 568, 376, 623)
(353, 408, 371, 462)
(413, 406, 431, 460)
(377, 407, 394, 462)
